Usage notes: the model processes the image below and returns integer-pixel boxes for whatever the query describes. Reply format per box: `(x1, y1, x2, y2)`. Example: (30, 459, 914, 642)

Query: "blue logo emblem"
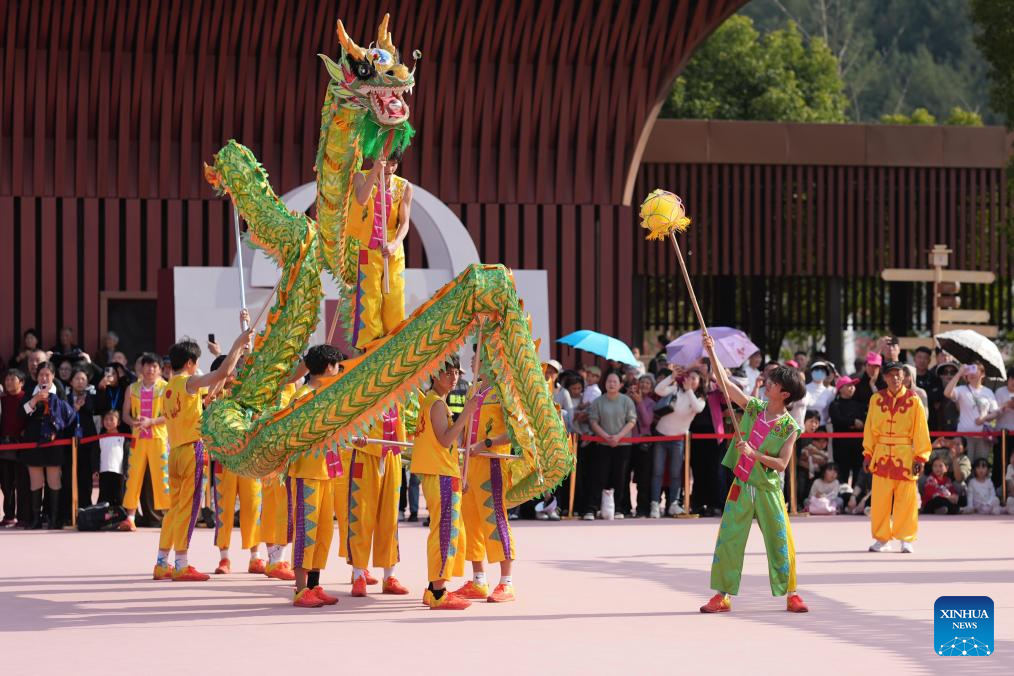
(935, 596, 994, 656)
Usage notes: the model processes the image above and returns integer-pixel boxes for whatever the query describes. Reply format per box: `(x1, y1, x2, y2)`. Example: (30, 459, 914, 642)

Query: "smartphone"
(208, 333, 216, 344)
(965, 364, 977, 374)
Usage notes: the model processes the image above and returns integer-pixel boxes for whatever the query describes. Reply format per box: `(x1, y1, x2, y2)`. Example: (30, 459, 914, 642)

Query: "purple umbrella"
(666, 328, 760, 369)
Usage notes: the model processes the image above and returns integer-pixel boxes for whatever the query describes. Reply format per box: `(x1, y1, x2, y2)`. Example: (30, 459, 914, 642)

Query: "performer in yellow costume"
(349, 148, 413, 350)
(287, 345, 343, 608)
(259, 382, 297, 581)
(212, 467, 263, 574)
(154, 319, 252, 582)
(414, 356, 478, 610)
(453, 372, 516, 603)
(863, 361, 932, 554)
(341, 407, 410, 597)
(119, 353, 170, 531)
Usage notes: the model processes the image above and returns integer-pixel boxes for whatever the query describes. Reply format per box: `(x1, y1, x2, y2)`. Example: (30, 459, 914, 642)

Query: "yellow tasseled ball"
(639, 189, 691, 240)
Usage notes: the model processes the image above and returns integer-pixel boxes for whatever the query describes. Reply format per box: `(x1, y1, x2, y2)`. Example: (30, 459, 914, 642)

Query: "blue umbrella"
(557, 330, 640, 367)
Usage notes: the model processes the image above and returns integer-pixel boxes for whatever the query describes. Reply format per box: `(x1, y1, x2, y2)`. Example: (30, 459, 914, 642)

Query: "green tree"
(970, 0, 1014, 127)
(665, 16, 847, 122)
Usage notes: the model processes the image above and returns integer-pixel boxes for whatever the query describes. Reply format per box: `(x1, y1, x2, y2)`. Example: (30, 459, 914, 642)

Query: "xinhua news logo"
(934, 596, 994, 657)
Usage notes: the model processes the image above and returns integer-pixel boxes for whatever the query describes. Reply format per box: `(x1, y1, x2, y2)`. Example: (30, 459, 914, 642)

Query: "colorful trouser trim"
(420, 474, 465, 583)
(462, 457, 515, 564)
(158, 441, 205, 552)
(291, 477, 334, 571)
(709, 479, 797, 597)
(352, 247, 405, 349)
(338, 449, 402, 568)
(870, 475, 919, 543)
(123, 437, 171, 511)
(212, 465, 262, 550)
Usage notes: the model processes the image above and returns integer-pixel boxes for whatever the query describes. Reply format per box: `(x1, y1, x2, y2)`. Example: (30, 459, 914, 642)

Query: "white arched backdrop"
(167, 182, 550, 373)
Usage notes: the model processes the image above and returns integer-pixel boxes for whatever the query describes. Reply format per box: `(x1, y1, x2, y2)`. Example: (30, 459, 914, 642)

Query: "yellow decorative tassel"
(639, 188, 691, 240)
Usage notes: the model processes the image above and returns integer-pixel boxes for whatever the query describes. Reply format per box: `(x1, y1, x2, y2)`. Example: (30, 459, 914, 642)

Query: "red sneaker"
(214, 558, 231, 575)
(382, 576, 410, 595)
(351, 575, 368, 597)
(173, 565, 211, 582)
(451, 580, 490, 600)
(248, 558, 266, 575)
(428, 591, 471, 610)
(313, 586, 339, 605)
(699, 593, 732, 613)
(265, 561, 296, 581)
(117, 519, 136, 532)
(486, 583, 515, 603)
(364, 569, 379, 585)
(786, 594, 809, 613)
(293, 587, 324, 608)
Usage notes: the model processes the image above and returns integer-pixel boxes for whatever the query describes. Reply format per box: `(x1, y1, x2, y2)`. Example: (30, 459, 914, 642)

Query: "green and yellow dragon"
(200, 15, 571, 506)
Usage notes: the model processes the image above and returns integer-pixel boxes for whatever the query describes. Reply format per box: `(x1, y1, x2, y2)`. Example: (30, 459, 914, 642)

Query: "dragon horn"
(336, 19, 366, 61)
(377, 13, 396, 54)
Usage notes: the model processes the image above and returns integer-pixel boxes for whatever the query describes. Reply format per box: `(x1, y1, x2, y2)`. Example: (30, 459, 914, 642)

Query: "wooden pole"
(668, 233, 743, 442)
(568, 434, 578, 519)
(71, 437, 78, 528)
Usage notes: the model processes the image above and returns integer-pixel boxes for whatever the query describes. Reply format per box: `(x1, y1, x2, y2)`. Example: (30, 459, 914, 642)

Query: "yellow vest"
(129, 379, 168, 443)
(162, 374, 203, 448)
(287, 385, 330, 479)
(410, 391, 459, 477)
(347, 173, 408, 245)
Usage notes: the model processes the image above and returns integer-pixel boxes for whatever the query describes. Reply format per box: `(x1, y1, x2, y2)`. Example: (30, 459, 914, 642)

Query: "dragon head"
(321, 14, 415, 128)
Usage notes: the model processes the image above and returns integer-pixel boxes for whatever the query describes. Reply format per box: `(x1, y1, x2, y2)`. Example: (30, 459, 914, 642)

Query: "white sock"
(383, 567, 395, 580)
(474, 572, 487, 586)
(249, 547, 260, 561)
(219, 548, 229, 560)
(174, 552, 188, 569)
(353, 567, 366, 581)
(128, 513, 136, 523)
(156, 550, 169, 567)
(500, 575, 512, 586)
(268, 545, 282, 564)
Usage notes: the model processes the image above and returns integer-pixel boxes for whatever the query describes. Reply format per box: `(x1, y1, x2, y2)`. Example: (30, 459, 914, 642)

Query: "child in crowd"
(845, 467, 873, 515)
(921, 457, 960, 515)
(97, 410, 127, 506)
(962, 458, 1002, 515)
(805, 463, 842, 515)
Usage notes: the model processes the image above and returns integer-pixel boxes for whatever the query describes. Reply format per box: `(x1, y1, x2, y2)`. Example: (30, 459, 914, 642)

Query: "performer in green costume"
(699, 335, 810, 614)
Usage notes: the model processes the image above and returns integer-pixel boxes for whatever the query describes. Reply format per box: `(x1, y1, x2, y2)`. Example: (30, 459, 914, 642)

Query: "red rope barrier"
(0, 432, 134, 452)
(579, 430, 1002, 444)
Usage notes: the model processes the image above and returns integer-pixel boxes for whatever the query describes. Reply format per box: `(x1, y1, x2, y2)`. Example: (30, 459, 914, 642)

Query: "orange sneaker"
(451, 580, 490, 600)
(293, 587, 324, 608)
(351, 575, 368, 597)
(786, 594, 809, 613)
(313, 586, 339, 605)
(265, 561, 296, 581)
(117, 519, 136, 532)
(486, 583, 515, 603)
(428, 590, 471, 610)
(422, 589, 434, 606)
(248, 558, 266, 575)
(173, 565, 211, 582)
(699, 593, 732, 613)
(153, 564, 174, 580)
(382, 576, 410, 595)
(214, 558, 231, 575)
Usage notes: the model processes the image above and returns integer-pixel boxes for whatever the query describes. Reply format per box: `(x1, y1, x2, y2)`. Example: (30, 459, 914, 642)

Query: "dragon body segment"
(199, 15, 572, 507)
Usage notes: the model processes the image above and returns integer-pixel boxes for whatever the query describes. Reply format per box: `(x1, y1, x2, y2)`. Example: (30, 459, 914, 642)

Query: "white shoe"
(614, 513, 624, 520)
(649, 501, 661, 519)
(868, 540, 892, 553)
(668, 502, 685, 517)
(600, 489, 615, 520)
(582, 512, 595, 521)
(547, 510, 561, 521)
(535, 512, 549, 520)
(900, 541, 914, 554)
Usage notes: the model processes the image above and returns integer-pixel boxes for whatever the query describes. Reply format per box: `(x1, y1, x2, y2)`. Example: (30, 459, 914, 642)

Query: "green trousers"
(710, 479, 797, 596)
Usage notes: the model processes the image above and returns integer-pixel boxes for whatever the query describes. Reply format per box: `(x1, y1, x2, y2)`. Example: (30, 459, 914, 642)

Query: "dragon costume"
(200, 15, 572, 507)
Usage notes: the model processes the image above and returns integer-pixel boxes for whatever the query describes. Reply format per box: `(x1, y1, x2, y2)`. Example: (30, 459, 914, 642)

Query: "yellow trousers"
(352, 247, 405, 349)
(260, 477, 291, 545)
(158, 441, 206, 552)
(462, 457, 516, 564)
(337, 449, 402, 569)
(212, 466, 262, 550)
(334, 450, 352, 553)
(870, 475, 920, 543)
(123, 437, 171, 511)
(291, 477, 334, 571)
(420, 474, 465, 583)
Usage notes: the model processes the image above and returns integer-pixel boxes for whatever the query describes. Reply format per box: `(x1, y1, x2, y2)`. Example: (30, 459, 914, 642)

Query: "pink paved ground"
(1, 514, 1011, 675)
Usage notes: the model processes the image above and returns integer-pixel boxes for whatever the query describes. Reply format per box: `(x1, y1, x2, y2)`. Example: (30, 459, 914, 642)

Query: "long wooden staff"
(378, 132, 395, 295)
(667, 232, 743, 443)
(462, 325, 485, 494)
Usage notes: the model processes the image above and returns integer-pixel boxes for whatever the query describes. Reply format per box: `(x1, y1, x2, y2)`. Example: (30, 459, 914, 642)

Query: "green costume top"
(721, 397, 802, 492)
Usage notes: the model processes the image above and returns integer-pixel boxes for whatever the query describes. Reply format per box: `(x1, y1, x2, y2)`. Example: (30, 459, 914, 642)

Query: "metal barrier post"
(71, 437, 78, 528)
(568, 435, 578, 519)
